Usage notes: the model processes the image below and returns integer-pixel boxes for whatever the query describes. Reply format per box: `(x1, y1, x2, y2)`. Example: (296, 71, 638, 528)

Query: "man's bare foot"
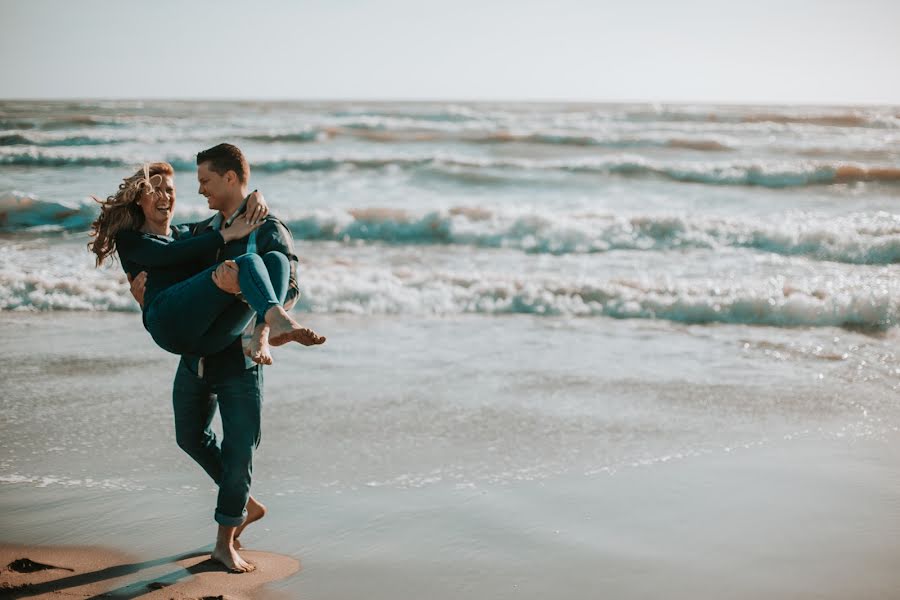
(211, 543, 256, 573)
(265, 306, 326, 347)
(244, 324, 273, 365)
(234, 496, 268, 548)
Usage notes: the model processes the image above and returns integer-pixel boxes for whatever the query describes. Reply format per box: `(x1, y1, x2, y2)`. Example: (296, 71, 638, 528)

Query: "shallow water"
(1, 100, 899, 597)
(2, 313, 897, 494)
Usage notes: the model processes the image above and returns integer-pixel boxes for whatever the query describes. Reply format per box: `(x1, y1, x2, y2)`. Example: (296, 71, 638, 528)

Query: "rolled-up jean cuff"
(215, 509, 247, 527)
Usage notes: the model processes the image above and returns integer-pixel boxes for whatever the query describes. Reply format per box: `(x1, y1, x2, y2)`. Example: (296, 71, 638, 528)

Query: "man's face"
(197, 161, 232, 211)
(138, 174, 175, 230)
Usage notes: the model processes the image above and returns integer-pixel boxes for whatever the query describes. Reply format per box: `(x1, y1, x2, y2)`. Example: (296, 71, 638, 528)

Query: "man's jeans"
(172, 360, 263, 527)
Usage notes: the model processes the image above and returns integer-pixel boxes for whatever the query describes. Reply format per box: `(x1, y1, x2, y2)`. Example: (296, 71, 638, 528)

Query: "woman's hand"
(221, 218, 263, 243)
(127, 272, 147, 308)
(245, 190, 269, 224)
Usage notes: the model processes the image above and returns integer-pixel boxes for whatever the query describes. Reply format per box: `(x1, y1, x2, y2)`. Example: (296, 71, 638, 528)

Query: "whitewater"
(0, 100, 897, 329)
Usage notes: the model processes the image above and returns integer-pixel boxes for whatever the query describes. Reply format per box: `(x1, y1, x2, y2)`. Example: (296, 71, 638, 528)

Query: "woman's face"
(138, 174, 176, 231)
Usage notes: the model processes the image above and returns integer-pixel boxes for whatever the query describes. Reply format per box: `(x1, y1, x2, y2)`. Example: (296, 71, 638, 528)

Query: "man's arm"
(255, 217, 300, 310)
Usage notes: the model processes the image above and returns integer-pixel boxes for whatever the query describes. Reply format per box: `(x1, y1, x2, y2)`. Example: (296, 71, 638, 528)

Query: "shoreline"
(0, 544, 299, 599)
(3, 435, 899, 599)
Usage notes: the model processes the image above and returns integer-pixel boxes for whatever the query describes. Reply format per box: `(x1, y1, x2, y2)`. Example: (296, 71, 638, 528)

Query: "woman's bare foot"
(244, 323, 273, 365)
(265, 306, 326, 347)
(234, 496, 268, 548)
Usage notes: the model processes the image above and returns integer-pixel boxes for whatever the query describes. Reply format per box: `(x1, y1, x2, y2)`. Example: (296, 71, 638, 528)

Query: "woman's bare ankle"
(264, 306, 326, 347)
(264, 305, 290, 326)
(245, 323, 273, 365)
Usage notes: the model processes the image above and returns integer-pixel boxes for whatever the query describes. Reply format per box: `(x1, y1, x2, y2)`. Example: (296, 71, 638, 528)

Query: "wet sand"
(0, 544, 298, 599)
(2, 437, 899, 599)
(1, 313, 899, 599)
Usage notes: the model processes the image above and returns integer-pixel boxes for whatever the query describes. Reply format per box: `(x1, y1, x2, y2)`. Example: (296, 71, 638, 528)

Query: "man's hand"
(212, 260, 241, 295)
(245, 190, 269, 224)
(127, 272, 147, 309)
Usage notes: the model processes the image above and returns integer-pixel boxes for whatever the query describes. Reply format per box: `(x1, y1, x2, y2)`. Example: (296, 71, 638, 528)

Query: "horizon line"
(1, 96, 898, 109)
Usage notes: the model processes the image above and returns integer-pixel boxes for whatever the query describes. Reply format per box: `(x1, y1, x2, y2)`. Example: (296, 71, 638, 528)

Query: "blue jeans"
(166, 251, 290, 527)
(173, 359, 263, 527)
(146, 251, 289, 356)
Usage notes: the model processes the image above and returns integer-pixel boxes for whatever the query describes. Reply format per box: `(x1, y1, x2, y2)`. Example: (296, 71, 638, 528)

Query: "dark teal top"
(116, 226, 225, 312)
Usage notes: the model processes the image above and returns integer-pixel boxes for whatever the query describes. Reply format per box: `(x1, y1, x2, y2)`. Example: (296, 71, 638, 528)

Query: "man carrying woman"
(89, 143, 322, 572)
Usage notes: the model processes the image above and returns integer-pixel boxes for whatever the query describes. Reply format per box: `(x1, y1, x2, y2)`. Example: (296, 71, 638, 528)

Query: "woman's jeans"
(145, 251, 289, 356)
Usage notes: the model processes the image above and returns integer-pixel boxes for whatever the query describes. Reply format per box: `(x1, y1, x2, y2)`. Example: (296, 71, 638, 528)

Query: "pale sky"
(1, 0, 898, 105)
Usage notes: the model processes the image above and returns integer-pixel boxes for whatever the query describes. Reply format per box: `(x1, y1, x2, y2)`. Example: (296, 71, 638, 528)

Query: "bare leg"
(244, 323, 273, 365)
(233, 495, 268, 549)
(211, 525, 256, 573)
(265, 306, 326, 347)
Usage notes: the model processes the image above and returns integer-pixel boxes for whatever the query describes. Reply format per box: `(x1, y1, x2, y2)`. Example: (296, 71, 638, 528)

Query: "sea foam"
(2, 241, 896, 329)
(3, 196, 899, 265)
(280, 208, 900, 264)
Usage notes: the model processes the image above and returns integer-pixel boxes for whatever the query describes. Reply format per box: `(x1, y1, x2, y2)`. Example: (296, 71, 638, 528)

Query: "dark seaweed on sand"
(6, 558, 73, 573)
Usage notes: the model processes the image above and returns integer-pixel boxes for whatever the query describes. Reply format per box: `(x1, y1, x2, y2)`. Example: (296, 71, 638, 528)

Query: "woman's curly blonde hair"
(88, 162, 174, 266)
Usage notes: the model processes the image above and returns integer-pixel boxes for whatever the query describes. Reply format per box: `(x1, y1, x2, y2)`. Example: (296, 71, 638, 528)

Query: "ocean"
(1, 100, 899, 324)
(1, 100, 899, 598)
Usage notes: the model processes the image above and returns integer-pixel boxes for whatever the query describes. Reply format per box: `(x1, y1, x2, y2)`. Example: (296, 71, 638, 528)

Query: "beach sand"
(1, 313, 899, 599)
(0, 544, 298, 599)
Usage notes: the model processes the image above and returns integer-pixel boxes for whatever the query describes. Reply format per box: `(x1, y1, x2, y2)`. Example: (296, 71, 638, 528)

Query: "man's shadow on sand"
(6, 545, 229, 599)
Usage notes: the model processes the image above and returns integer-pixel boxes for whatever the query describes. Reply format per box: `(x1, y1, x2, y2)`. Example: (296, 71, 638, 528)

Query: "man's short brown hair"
(197, 143, 250, 184)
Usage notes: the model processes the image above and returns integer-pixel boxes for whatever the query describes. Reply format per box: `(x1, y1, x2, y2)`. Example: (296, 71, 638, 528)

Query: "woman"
(89, 162, 324, 362)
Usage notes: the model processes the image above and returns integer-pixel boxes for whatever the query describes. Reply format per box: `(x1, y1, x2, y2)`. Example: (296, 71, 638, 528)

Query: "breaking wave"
(0, 192, 98, 232)
(242, 130, 323, 143)
(0, 116, 129, 130)
(622, 108, 900, 129)
(5, 148, 898, 188)
(296, 268, 899, 329)
(2, 243, 894, 329)
(0, 133, 126, 147)
(3, 195, 898, 265)
(279, 208, 900, 264)
(240, 127, 738, 151)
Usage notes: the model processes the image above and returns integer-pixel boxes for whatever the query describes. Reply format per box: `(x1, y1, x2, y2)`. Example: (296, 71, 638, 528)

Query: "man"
(131, 143, 312, 573)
